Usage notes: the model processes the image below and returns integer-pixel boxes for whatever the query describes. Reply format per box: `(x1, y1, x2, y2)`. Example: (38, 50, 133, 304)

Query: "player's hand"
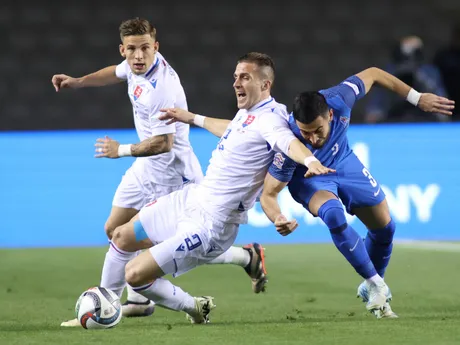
(418, 93, 455, 116)
(94, 136, 121, 159)
(51, 74, 82, 92)
(304, 161, 336, 178)
(158, 108, 196, 125)
(274, 214, 298, 236)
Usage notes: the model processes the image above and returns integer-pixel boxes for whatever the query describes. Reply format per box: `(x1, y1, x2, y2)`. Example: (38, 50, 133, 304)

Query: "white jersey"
(194, 97, 297, 224)
(115, 52, 202, 186)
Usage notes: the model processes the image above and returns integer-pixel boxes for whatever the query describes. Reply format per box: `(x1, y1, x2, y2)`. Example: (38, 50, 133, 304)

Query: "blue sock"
(318, 199, 377, 279)
(365, 219, 395, 278)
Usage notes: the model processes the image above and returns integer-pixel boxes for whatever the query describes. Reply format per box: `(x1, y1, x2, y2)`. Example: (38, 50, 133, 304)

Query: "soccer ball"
(75, 287, 122, 329)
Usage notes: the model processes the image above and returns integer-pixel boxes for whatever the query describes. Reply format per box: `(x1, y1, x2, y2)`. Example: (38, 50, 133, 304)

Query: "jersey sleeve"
(115, 60, 129, 80)
(268, 152, 297, 183)
(320, 75, 366, 109)
(149, 102, 177, 137)
(258, 110, 297, 156)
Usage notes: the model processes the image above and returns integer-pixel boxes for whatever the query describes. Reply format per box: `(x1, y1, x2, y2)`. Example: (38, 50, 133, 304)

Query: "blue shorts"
(288, 152, 385, 215)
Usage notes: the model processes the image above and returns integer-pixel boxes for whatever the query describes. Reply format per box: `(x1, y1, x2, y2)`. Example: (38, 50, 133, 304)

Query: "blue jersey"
(268, 75, 386, 214)
(269, 75, 366, 182)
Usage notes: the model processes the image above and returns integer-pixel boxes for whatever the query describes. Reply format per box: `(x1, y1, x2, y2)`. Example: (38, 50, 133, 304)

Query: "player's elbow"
(161, 134, 174, 153)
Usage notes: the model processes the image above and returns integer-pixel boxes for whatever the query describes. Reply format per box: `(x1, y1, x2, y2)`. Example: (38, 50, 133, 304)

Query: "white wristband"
(118, 144, 132, 157)
(304, 156, 318, 168)
(193, 114, 206, 127)
(406, 88, 421, 106)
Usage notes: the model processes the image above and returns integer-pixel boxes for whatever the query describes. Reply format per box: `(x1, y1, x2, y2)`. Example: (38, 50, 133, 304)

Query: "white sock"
(207, 246, 250, 267)
(132, 278, 195, 314)
(126, 251, 150, 303)
(366, 274, 385, 286)
(100, 242, 136, 298)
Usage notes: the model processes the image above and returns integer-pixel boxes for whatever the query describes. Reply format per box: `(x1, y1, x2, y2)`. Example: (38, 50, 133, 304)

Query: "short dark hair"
(237, 52, 275, 83)
(119, 18, 156, 41)
(293, 91, 329, 124)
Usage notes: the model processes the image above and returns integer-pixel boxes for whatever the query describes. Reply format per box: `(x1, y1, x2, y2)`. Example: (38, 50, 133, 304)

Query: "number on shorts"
(362, 168, 378, 187)
(185, 234, 202, 251)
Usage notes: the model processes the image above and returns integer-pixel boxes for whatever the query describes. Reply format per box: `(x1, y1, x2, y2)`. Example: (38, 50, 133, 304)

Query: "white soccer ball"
(75, 287, 122, 329)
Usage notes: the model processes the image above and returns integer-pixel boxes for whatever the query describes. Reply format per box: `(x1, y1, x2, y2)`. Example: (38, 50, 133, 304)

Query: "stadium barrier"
(1, 123, 458, 247)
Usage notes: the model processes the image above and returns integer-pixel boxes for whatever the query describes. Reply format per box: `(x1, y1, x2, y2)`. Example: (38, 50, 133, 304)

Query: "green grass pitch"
(1, 244, 459, 345)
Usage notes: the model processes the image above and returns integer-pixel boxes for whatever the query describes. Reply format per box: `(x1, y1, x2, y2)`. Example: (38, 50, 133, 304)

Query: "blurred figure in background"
(434, 23, 460, 120)
(365, 36, 448, 123)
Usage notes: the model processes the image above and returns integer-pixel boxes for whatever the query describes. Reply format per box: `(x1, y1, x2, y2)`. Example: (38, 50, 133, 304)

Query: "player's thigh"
(337, 154, 385, 215)
(308, 191, 339, 216)
(105, 206, 138, 239)
(138, 189, 187, 244)
(295, 175, 339, 216)
(353, 199, 391, 230)
(125, 249, 163, 286)
(111, 214, 153, 252)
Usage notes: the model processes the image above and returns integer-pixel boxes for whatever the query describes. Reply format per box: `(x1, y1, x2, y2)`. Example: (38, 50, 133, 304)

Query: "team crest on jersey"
(242, 115, 255, 128)
(273, 152, 285, 169)
(133, 85, 143, 101)
(340, 116, 349, 127)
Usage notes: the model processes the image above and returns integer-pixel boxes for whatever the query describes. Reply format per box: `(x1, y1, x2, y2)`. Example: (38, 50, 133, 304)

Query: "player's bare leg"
(353, 199, 398, 318)
(104, 206, 138, 239)
(125, 250, 215, 324)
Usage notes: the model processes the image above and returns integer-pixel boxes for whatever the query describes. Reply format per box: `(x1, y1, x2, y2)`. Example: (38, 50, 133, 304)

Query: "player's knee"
(367, 219, 395, 244)
(125, 260, 151, 287)
(111, 225, 132, 252)
(318, 199, 347, 232)
(104, 220, 117, 240)
(125, 261, 140, 286)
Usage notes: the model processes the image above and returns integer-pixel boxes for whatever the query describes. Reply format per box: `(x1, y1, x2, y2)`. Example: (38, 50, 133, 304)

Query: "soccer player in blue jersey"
(260, 67, 454, 318)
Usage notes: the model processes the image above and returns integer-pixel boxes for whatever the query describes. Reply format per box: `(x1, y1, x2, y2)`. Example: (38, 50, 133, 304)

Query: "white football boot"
(185, 296, 216, 324)
(122, 300, 155, 317)
(60, 318, 80, 327)
(358, 280, 398, 319)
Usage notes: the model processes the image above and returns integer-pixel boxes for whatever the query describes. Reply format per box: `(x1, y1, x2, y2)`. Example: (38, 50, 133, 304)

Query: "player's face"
(296, 110, 333, 148)
(119, 34, 159, 75)
(233, 62, 268, 109)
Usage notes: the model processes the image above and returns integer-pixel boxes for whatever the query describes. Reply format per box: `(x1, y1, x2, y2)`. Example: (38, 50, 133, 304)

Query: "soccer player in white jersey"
(94, 52, 335, 324)
(51, 19, 268, 326)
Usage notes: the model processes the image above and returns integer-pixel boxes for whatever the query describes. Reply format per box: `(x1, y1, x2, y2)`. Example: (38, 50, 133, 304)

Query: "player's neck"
(248, 95, 273, 111)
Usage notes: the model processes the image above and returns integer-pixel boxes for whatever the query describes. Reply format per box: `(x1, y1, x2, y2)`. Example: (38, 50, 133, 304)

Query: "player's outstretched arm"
(356, 67, 455, 116)
(260, 173, 298, 236)
(51, 66, 122, 92)
(94, 134, 173, 159)
(288, 139, 336, 177)
(159, 108, 231, 137)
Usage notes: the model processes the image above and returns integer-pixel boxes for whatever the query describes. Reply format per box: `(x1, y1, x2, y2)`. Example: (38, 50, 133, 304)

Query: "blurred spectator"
(365, 36, 448, 123)
(433, 23, 460, 120)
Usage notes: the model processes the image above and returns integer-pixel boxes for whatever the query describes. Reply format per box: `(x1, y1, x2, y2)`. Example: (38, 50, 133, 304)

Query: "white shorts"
(112, 164, 184, 210)
(138, 185, 239, 277)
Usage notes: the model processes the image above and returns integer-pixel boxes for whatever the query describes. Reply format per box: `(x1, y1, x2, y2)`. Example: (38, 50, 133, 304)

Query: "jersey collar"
(143, 56, 160, 78)
(248, 97, 274, 112)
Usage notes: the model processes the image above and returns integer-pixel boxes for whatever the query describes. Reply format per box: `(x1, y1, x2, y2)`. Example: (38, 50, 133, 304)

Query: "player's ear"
(329, 109, 334, 122)
(262, 80, 270, 91)
(119, 44, 126, 58)
(154, 40, 159, 53)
